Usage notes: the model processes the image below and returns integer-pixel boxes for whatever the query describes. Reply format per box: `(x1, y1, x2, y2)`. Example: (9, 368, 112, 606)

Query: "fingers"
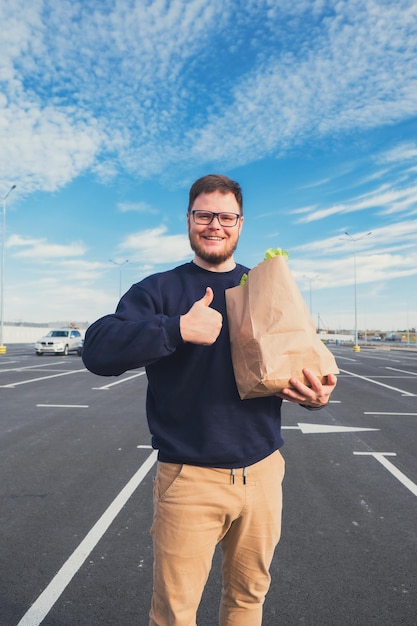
(297, 368, 319, 389)
(200, 286, 214, 307)
(279, 369, 338, 407)
(325, 373, 338, 387)
(298, 369, 337, 391)
(179, 287, 222, 345)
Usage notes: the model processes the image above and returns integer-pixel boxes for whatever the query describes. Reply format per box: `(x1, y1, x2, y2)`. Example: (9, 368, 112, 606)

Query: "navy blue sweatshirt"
(82, 261, 283, 468)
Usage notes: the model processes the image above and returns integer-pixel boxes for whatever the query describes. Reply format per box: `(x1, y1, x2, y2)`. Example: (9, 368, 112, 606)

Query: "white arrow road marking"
(283, 399, 340, 403)
(339, 368, 416, 396)
(354, 452, 417, 497)
(16, 450, 158, 626)
(282, 423, 379, 434)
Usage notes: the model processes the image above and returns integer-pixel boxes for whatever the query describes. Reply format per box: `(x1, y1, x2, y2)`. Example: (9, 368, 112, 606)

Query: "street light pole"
(342, 231, 372, 352)
(0, 184, 16, 354)
(109, 259, 129, 299)
(303, 274, 319, 317)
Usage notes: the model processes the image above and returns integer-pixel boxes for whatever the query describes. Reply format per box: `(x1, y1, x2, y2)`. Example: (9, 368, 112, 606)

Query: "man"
(82, 174, 337, 626)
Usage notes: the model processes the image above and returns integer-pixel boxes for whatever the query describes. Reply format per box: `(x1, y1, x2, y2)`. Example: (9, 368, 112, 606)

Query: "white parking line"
(36, 404, 89, 408)
(16, 450, 158, 626)
(339, 368, 416, 397)
(92, 371, 146, 389)
(0, 361, 67, 373)
(364, 412, 417, 416)
(354, 452, 417, 497)
(0, 368, 86, 388)
(362, 375, 417, 379)
(386, 366, 417, 377)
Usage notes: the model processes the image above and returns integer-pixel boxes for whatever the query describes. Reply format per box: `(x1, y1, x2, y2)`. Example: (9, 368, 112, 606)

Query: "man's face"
(187, 191, 243, 269)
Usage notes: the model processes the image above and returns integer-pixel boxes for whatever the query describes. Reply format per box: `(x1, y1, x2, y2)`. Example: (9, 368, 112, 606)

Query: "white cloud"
(8, 235, 87, 259)
(187, 1, 417, 168)
(288, 219, 417, 295)
(293, 182, 417, 223)
(118, 225, 192, 264)
(294, 219, 417, 256)
(377, 142, 417, 164)
(1, 0, 417, 190)
(117, 201, 158, 214)
(0, 102, 104, 193)
(7, 281, 115, 324)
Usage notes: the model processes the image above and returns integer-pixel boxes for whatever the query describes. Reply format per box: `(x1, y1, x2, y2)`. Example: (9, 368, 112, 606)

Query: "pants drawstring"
(230, 467, 247, 484)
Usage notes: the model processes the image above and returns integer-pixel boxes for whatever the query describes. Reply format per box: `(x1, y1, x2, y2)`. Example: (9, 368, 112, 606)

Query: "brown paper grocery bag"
(226, 255, 339, 399)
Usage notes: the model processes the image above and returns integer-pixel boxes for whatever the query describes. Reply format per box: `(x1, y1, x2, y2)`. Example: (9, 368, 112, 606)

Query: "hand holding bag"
(226, 253, 339, 399)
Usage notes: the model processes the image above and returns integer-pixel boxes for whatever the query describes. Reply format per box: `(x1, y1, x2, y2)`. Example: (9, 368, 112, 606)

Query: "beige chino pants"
(149, 449, 285, 626)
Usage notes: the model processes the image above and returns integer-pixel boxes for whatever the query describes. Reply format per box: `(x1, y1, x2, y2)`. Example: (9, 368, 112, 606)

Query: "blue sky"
(1, 0, 417, 331)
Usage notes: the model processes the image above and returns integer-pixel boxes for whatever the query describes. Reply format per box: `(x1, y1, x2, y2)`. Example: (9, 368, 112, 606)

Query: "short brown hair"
(188, 174, 243, 213)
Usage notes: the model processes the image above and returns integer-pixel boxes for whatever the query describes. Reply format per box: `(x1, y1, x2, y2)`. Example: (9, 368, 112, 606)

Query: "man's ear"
(238, 215, 244, 234)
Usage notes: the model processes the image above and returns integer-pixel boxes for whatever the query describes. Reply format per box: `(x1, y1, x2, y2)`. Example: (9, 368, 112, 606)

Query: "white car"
(34, 329, 83, 356)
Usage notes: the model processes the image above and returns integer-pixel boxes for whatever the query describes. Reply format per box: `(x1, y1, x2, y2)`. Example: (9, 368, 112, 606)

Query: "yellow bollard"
(0, 345, 7, 354)
(353, 345, 360, 353)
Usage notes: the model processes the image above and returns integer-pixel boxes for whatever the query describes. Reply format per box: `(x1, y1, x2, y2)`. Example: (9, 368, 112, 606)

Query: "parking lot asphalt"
(0, 344, 416, 625)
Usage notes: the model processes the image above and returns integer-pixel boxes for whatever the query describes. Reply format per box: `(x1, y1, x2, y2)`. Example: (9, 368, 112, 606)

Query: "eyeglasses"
(190, 210, 241, 227)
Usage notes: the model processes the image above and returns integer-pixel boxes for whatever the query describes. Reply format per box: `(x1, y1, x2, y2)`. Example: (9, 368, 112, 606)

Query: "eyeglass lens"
(192, 211, 239, 226)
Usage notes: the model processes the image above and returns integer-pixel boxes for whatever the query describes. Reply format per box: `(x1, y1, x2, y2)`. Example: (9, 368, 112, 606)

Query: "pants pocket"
(154, 462, 183, 501)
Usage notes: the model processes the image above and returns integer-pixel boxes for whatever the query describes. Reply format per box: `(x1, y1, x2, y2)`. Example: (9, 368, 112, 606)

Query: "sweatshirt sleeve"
(82, 283, 184, 376)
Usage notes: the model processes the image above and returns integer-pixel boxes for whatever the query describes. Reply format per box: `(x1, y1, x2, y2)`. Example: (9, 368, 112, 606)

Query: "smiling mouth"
(203, 236, 224, 241)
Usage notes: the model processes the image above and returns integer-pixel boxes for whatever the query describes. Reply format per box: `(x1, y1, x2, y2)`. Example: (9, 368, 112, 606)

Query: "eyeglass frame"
(189, 210, 242, 227)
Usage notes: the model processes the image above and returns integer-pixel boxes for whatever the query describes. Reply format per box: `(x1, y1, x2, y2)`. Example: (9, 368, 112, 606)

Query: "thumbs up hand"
(180, 287, 223, 345)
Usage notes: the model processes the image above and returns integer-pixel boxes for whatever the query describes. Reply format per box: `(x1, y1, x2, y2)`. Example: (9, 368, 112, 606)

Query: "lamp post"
(342, 231, 372, 352)
(109, 259, 129, 299)
(0, 184, 16, 354)
(303, 274, 319, 317)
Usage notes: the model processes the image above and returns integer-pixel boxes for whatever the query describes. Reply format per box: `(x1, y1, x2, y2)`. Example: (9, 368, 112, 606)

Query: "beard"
(188, 231, 239, 265)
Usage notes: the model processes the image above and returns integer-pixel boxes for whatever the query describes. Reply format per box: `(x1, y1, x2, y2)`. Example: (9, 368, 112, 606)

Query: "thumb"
(200, 286, 214, 307)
